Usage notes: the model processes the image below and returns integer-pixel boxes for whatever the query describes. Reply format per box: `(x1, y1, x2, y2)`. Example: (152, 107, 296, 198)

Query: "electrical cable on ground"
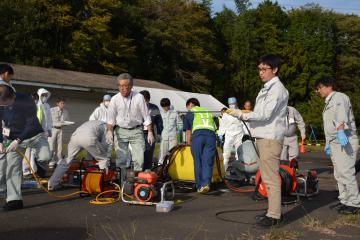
(18, 149, 131, 205)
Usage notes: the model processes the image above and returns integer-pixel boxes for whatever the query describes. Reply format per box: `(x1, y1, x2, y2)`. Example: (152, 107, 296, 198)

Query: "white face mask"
(229, 104, 237, 109)
(104, 101, 110, 108)
(41, 96, 47, 103)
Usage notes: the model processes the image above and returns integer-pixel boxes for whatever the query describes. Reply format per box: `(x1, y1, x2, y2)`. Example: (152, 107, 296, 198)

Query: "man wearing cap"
(218, 97, 244, 171)
(89, 94, 112, 122)
(106, 73, 153, 181)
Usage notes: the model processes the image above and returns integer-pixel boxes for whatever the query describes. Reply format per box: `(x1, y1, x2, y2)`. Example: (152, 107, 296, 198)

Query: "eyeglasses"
(258, 67, 272, 72)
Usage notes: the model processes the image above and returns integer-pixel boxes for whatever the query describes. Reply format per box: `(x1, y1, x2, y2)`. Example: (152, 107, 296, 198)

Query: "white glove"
(6, 139, 20, 153)
(97, 159, 110, 173)
(147, 132, 155, 145)
(106, 130, 114, 145)
(228, 109, 243, 119)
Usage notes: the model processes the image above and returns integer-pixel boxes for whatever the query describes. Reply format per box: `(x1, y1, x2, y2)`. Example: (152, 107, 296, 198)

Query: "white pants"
(223, 134, 243, 170)
(280, 135, 299, 161)
(22, 148, 38, 174)
(330, 136, 360, 207)
(158, 137, 178, 165)
(48, 128, 63, 163)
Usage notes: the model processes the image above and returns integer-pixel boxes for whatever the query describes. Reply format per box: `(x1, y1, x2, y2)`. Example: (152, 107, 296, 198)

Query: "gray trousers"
(280, 135, 299, 161)
(114, 127, 145, 171)
(48, 128, 63, 162)
(158, 137, 178, 165)
(0, 133, 51, 202)
(330, 136, 360, 207)
(48, 132, 110, 189)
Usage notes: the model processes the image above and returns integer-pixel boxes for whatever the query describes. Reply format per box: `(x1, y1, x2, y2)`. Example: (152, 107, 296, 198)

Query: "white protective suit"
(23, 88, 52, 175)
(218, 113, 244, 170)
(89, 103, 108, 122)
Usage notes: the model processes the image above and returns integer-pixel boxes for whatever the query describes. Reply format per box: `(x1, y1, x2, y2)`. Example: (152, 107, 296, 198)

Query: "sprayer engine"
(121, 170, 175, 205)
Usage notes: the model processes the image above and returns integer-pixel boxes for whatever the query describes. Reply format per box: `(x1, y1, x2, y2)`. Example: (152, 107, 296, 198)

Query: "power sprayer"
(254, 159, 319, 202)
(121, 170, 175, 211)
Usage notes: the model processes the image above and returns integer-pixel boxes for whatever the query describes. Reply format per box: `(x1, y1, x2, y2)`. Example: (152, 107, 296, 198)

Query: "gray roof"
(8, 63, 178, 91)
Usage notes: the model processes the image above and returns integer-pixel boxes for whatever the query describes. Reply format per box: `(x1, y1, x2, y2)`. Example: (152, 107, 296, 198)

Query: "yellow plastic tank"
(167, 146, 225, 183)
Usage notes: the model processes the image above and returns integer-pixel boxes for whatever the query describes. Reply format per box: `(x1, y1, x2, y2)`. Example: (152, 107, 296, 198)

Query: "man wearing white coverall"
(48, 120, 111, 190)
(23, 88, 53, 175)
(89, 94, 111, 122)
(218, 97, 244, 171)
(280, 106, 306, 161)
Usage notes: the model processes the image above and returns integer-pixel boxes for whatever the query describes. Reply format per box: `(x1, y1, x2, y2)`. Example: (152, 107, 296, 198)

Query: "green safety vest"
(190, 106, 215, 133)
(36, 105, 44, 124)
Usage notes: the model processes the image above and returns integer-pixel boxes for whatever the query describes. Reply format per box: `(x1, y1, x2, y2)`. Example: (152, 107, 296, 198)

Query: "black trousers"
(143, 131, 155, 171)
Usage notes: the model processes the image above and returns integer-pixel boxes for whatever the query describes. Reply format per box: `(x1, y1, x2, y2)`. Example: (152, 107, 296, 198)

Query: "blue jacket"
(0, 93, 44, 142)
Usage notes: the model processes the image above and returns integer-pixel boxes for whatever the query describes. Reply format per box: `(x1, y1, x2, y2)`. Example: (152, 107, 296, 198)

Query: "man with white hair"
(106, 73, 153, 181)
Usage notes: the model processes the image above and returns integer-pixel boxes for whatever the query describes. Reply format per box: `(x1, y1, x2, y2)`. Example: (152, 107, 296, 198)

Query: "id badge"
(289, 118, 295, 124)
(2, 127, 10, 137)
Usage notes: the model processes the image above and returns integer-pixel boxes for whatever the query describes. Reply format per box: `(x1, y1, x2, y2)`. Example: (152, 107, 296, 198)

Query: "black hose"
(215, 208, 268, 224)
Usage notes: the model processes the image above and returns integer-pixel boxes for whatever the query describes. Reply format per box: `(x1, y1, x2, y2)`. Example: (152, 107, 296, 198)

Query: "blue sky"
(212, 0, 360, 16)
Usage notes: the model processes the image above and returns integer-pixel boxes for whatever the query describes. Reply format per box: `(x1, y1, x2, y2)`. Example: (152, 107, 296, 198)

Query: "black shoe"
(338, 205, 360, 215)
(329, 202, 345, 210)
(255, 212, 267, 221)
(256, 215, 283, 227)
(3, 200, 23, 211)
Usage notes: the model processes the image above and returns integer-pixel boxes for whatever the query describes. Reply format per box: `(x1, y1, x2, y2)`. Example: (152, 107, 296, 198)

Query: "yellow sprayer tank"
(167, 146, 225, 183)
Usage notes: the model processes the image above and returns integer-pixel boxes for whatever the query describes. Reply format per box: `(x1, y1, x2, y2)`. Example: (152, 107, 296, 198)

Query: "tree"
(134, 0, 223, 93)
(67, 0, 136, 74)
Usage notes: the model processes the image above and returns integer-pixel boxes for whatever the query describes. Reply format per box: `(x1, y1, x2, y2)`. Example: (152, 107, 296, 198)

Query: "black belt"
(117, 125, 142, 130)
(53, 126, 62, 129)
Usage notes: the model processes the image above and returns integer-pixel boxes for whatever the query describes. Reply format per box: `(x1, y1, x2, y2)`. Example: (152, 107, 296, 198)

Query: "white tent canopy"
(132, 86, 226, 115)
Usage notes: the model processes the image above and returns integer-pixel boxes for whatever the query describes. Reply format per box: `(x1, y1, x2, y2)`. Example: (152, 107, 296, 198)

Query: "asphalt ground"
(0, 149, 360, 240)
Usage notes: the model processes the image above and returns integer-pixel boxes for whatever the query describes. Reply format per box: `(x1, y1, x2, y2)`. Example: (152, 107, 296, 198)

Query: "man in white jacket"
(89, 94, 111, 122)
(218, 97, 244, 171)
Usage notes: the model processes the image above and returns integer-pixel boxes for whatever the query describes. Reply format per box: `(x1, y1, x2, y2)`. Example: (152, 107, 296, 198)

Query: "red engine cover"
(255, 164, 297, 197)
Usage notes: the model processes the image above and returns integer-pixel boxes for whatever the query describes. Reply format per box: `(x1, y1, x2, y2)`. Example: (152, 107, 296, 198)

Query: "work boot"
(338, 205, 360, 215)
(255, 212, 267, 221)
(256, 215, 283, 227)
(197, 185, 210, 194)
(3, 200, 23, 211)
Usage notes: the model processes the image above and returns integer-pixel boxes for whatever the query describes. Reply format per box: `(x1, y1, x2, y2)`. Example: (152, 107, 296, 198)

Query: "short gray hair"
(117, 73, 133, 85)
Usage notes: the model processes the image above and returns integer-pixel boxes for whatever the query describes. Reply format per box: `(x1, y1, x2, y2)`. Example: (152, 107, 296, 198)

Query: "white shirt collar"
(263, 76, 279, 89)
(325, 91, 336, 104)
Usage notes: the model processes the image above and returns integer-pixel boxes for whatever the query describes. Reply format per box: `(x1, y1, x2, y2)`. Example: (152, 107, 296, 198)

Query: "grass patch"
(301, 215, 336, 235)
(301, 215, 323, 228)
(327, 213, 360, 229)
(224, 228, 255, 240)
(260, 228, 302, 240)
